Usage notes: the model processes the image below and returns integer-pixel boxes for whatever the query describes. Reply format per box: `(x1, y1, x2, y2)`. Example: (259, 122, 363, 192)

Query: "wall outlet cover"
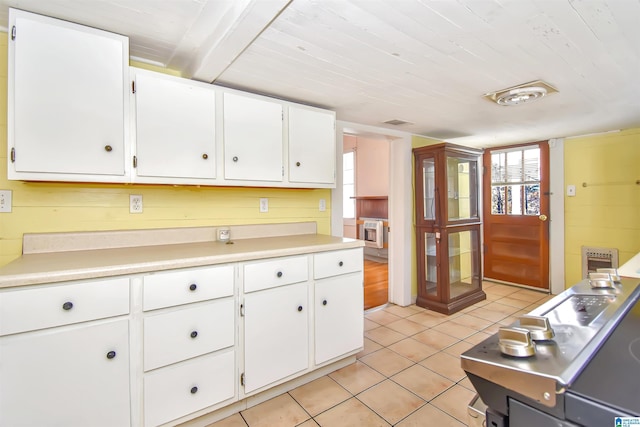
(259, 198, 269, 213)
(0, 190, 12, 213)
(130, 194, 143, 214)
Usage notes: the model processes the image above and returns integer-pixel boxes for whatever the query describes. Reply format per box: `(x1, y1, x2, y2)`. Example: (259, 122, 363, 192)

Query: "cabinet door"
(315, 272, 364, 365)
(223, 93, 283, 182)
(9, 9, 128, 178)
(134, 69, 216, 179)
(244, 282, 308, 393)
(288, 106, 336, 185)
(0, 320, 130, 427)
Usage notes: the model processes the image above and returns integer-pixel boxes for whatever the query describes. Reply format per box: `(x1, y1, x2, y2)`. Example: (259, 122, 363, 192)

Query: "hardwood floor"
(364, 259, 388, 310)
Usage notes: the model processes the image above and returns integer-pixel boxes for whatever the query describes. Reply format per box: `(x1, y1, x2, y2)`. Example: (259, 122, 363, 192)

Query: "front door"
(483, 142, 550, 289)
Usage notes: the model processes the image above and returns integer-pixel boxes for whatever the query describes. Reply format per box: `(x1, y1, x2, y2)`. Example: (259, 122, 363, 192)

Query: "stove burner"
(629, 337, 640, 364)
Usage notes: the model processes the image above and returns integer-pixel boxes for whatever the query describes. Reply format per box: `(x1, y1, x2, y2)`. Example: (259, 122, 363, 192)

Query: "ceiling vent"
(484, 80, 558, 106)
(383, 119, 413, 126)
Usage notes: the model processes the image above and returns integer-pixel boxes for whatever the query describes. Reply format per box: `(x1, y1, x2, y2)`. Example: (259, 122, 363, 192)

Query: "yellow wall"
(564, 128, 640, 285)
(0, 34, 331, 267)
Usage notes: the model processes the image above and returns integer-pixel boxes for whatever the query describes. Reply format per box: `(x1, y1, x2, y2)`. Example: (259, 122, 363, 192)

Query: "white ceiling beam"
(178, 0, 292, 82)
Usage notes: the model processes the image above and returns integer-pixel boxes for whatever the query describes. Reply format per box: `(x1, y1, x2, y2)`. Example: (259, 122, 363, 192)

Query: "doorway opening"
(343, 134, 390, 309)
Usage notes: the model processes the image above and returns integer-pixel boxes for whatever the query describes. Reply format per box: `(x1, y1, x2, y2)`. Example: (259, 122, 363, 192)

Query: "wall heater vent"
(581, 246, 619, 279)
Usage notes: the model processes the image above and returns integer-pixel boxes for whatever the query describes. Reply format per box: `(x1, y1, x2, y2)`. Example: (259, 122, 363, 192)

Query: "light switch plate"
(567, 185, 576, 197)
(0, 190, 12, 213)
(319, 199, 326, 212)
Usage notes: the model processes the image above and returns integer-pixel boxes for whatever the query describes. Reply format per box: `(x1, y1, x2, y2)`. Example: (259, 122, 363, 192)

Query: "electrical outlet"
(259, 198, 269, 213)
(0, 190, 12, 213)
(130, 194, 143, 214)
(319, 199, 326, 212)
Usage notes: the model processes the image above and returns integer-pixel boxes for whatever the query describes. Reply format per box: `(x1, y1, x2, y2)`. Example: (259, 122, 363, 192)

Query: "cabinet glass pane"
(446, 156, 478, 221)
(448, 229, 480, 299)
(422, 158, 436, 220)
(424, 232, 437, 296)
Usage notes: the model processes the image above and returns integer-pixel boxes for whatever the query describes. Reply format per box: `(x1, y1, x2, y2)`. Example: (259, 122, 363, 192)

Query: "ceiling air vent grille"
(383, 119, 413, 126)
(484, 80, 558, 106)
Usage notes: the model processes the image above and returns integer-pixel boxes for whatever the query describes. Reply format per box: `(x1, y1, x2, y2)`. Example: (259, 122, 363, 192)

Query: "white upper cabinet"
(133, 69, 216, 181)
(8, 9, 129, 182)
(223, 92, 283, 182)
(288, 106, 336, 186)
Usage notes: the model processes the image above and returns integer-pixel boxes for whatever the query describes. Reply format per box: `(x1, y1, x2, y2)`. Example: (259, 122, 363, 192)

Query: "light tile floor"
(207, 282, 554, 427)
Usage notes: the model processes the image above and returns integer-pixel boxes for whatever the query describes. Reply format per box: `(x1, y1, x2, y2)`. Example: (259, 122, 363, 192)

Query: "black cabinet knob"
(298, 305, 303, 312)
(106, 351, 116, 359)
(190, 386, 198, 394)
(62, 301, 73, 311)
(296, 161, 301, 167)
(232, 156, 238, 162)
(189, 284, 197, 291)
(277, 271, 283, 278)
(338, 261, 344, 267)
(323, 300, 328, 306)
(190, 331, 198, 339)
(202, 153, 208, 160)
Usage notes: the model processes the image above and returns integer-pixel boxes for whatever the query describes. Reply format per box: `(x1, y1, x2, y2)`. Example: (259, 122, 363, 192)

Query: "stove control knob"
(517, 315, 555, 341)
(588, 272, 615, 289)
(498, 327, 535, 357)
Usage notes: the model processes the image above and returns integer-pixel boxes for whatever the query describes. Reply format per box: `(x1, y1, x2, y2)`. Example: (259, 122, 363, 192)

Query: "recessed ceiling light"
(383, 119, 413, 126)
(484, 80, 558, 106)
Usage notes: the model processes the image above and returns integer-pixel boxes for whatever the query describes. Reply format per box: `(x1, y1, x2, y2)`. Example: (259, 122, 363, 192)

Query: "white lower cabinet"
(315, 272, 364, 364)
(144, 350, 235, 427)
(0, 245, 363, 427)
(243, 281, 309, 393)
(0, 319, 131, 427)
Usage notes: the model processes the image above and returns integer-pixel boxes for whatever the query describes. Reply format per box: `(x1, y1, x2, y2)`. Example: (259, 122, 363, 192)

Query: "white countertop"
(0, 231, 363, 289)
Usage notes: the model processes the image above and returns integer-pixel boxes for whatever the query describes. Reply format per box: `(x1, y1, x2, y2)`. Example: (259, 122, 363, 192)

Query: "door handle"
(539, 214, 548, 221)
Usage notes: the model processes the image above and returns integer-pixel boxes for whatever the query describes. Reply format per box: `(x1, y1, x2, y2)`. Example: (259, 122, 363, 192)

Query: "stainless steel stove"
(462, 275, 640, 427)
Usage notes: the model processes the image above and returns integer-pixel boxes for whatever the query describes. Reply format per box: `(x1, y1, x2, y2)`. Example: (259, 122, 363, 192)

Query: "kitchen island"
(0, 222, 365, 427)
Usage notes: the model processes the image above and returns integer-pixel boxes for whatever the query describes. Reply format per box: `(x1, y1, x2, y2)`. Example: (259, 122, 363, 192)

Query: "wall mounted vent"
(581, 246, 619, 279)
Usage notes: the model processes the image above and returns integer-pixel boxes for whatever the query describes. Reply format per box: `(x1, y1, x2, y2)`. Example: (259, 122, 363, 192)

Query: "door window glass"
(490, 147, 541, 215)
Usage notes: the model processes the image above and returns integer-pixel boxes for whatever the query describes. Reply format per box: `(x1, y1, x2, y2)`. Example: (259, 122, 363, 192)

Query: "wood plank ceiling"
(0, 0, 638, 147)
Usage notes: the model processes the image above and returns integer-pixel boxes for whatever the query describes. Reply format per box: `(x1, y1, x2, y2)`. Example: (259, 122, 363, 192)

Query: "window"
(490, 146, 541, 215)
(343, 151, 355, 218)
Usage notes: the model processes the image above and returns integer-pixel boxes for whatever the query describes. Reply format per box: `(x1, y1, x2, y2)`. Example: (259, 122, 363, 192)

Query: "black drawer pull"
(338, 261, 344, 267)
(298, 305, 303, 312)
(190, 331, 198, 339)
(106, 351, 116, 360)
(277, 271, 283, 278)
(62, 301, 73, 311)
(189, 284, 197, 291)
(190, 386, 198, 394)
(323, 299, 328, 306)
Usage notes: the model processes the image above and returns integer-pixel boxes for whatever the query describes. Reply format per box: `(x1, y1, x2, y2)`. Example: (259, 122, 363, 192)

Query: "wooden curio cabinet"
(413, 143, 486, 314)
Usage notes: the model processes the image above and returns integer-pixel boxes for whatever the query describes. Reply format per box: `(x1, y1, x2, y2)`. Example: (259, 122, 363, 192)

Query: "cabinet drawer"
(314, 248, 363, 279)
(0, 277, 129, 336)
(144, 298, 234, 371)
(143, 265, 234, 311)
(144, 350, 235, 427)
(244, 256, 308, 293)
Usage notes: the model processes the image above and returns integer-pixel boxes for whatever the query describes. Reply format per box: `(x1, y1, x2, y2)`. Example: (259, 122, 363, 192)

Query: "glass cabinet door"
(423, 231, 438, 298)
(447, 227, 481, 299)
(421, 157, 436, 221)
(446, 154, 479, 222)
